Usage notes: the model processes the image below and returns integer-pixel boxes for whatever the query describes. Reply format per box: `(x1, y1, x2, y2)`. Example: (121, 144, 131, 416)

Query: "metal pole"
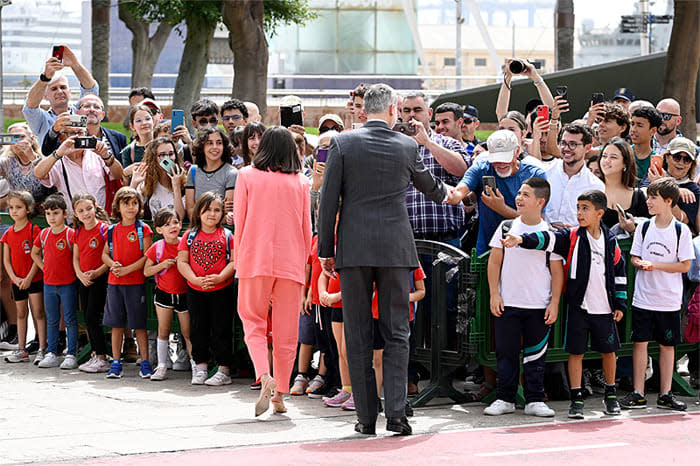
(0, 5, 5, 131)
(640, 0, 649, 56)
(455, 0, 462, 90)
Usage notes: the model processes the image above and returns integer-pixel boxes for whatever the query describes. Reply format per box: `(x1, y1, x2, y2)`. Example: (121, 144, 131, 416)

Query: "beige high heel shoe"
(271, 395, 287, 414)
(255, 375, 277, 417)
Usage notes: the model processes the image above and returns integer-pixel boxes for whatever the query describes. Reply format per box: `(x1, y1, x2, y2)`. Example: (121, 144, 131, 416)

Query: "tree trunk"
(663, 0, 699, 141)
(222, 0, 269, 120)
(91, 0, 110, 111)
(554, 0, 574, 70)
(172, 16, 217, 133)
(118, 2, 173, 89)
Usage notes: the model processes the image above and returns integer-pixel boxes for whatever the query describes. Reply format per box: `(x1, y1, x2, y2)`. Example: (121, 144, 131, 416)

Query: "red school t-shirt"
(107, 222, 153, 285)
(326, 273, 342, 308)
(309, 236, 321, 305)
(33, 227, 76, 286)
(371, 266, 426, 321)
(146, 239, 187, 295)
(71, 221, 108, 273)
(177, 227, 234, 292)
(0, 223, 43, 283)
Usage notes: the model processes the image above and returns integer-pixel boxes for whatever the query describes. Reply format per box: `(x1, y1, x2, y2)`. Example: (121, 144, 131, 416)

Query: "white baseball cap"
(485, 130, 519, 163)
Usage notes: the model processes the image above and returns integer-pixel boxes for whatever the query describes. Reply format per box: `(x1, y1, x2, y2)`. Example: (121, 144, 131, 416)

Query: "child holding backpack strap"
(177, 192, 235, 387)
(30, 194, 78, 370)
(101, 187, 154, 379)
(71, 193, 111, 373)
(144, 207, 192, 381)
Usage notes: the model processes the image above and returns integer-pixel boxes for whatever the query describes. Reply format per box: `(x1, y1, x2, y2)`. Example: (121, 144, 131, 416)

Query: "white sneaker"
(60, 355, 78, 370)
(151, 364, 168, 381)
(191, 369, 207, 385)
(79, 355, 99, 373)
(37, 352, 59, 368)
(204, 370, 232, 386)
(33, 349, 46, 366)
(92, 358, 111, 373)
(484, 399, 516, 416)
(524, 401, 555, 417)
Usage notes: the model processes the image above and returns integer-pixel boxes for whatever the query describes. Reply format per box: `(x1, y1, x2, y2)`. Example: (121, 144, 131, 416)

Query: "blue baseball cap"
(463, 104, 479, 120)
(613, 88, 635, 102)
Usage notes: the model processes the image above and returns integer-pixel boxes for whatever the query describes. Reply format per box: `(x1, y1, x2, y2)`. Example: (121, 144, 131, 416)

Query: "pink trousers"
(238, 276, 303, 393)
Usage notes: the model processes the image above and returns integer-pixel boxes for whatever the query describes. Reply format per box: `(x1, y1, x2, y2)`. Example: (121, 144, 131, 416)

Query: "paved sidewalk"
(1, 360, 698, 465)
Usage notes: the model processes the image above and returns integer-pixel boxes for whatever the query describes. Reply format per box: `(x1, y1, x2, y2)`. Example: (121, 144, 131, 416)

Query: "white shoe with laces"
(60, 355, 78, 370)
(204, 370, 232, 386)
(483, 399, 515, 416)
(191, 368, 208, 385)
(79, 355, 99, 373)
(37, 352, 59, 368)
(524, 401, 555, 417)
(151, 364, 168, 381)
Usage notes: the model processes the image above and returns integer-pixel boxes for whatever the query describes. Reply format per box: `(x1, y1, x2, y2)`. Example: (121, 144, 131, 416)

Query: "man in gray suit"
(318, 84, 454, 435)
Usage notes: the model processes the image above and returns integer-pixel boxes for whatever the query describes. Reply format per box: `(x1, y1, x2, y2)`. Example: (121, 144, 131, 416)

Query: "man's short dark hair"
(190, 99, 219, 118)
(647, 177, 680, 207)
(434, 102, 464, 121)
(128, 87, 155, 101)
(562, 122, 593, 146)
(522, 177, 551, 206)
(221, 99, 249, 119)
(577, 190, 607, 211)
(353, 83, 370, 99)
(631, 106, 663, 129)
(602, 103, 631, 138)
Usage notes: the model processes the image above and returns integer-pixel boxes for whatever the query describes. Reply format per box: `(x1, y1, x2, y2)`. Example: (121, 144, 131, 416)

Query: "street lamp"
(0, 0, 12, 131)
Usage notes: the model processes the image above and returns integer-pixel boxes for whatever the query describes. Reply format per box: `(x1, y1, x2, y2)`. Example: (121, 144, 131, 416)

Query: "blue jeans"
(44, 282, 78, 355)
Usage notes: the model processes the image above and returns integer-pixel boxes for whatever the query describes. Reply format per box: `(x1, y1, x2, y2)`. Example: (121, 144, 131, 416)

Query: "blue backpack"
(103, 219, 145, 258)
(185, 227, 232, 262)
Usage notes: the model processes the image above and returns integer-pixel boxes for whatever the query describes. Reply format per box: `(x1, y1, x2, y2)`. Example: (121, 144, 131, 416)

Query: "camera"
(0, 134, 22, 145)
(74, 137, 97, 149)
(392, 122, 417, 136)
(508, 59, 526, 74)
(67, 115, 88, 128)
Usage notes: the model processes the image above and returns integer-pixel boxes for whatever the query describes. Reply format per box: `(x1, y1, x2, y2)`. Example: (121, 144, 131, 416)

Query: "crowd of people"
(0, 45, 698, 434)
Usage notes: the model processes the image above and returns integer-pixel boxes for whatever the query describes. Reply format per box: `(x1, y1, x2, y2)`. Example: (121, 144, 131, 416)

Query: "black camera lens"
(509, 60, 525, 74)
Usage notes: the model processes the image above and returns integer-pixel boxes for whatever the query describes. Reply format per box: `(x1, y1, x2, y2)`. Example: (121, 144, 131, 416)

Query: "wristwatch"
(40, 73, 51, 83)
(51, 151, 62, 160)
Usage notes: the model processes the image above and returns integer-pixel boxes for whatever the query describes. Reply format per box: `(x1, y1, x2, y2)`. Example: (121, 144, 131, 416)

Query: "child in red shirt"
(177, 192, 235, 386)
(1, 191, 45, 364)
(71, 193, 110, 373)
(144, 207, 191, 381)
(30, 194, 77, 369)
(101, 187, 153, 379)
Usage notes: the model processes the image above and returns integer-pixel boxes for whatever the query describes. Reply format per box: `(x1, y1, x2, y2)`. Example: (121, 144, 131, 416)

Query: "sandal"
(255, 375, 277, 417)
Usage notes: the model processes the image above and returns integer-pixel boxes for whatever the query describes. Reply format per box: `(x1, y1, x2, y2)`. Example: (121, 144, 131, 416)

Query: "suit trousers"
(238, 276, 303, 393)
(340, 266, 411, 423)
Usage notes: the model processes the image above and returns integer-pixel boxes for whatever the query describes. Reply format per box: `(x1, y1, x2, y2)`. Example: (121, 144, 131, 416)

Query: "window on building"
(474, 58, 487, 67)
(444, 57, 456, 67)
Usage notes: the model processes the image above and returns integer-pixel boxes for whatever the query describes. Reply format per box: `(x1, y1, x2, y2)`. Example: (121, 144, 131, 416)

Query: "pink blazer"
(233, 166, 312, 284)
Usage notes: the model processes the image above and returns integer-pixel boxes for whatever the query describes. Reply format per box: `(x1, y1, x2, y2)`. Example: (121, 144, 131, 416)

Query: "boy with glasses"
(190, 99, 220, 132)
(221, 99, 249, 135)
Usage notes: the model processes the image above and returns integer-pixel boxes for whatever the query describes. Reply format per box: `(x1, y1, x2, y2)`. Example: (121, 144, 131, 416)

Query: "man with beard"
(23, 45, 98, 146)
(653, 98, 698, 158)
(543, 123, 604, 227)
(41, 94, 127, 159)
(448, 130, 546, 255)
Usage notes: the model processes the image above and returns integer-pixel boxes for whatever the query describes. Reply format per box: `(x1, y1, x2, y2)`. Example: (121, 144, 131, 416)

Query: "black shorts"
(564, 306, 620, 355)
(631, 306, 681, 346)
(154, 288, 188, 313)
(11, 280, 43, 301)
(331, 307, 343, 323)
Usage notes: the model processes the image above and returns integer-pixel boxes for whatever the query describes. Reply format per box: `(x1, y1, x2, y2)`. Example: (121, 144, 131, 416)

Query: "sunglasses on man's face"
(319, 125, 342, 134)
(661, 112, 680, 121)
(197, 116, 219, 126)
(671, 153, 693, 164)
(463, 117, 474, 124)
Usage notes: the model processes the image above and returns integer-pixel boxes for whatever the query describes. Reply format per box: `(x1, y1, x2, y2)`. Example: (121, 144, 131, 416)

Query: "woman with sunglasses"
(130, 137, 186, 221)
(649, 137, 700, 234)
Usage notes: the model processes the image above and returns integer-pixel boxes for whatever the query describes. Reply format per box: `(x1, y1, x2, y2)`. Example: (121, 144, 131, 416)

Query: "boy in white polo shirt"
(623, 177, 694, 411)
(484, 177, 563, 417)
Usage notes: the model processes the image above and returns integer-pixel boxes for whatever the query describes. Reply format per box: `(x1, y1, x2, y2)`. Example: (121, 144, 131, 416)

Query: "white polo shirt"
(544, 160, 605, 225)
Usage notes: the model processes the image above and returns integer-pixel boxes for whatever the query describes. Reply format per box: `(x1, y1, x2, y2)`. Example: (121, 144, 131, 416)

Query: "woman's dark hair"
(599, 137, 637, 188)
(242, 122, 266, 165)
(499, 111, 527, 131)
(231, 125, 245, 149)
(252, 126, 302, 174)
(153, 206, 180, 228)
(142, 138, 185, 197)
(191, 127, 234, 169)
(190, 191, 224, 230)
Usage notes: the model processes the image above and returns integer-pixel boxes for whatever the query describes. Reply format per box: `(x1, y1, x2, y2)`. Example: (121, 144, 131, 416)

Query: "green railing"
(469, 237, 698, 400)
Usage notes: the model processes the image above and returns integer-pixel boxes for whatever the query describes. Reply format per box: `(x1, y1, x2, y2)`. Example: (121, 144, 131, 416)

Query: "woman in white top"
(130, 137, 186, 221)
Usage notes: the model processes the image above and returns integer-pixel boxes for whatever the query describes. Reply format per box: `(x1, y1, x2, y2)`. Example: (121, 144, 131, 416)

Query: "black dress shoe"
(386, 416, 412, 435)
(355, 421, 376, 435)
(405, 400, 414, 417)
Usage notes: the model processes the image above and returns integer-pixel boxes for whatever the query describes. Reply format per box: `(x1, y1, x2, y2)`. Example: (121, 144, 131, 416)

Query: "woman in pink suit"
(234, 126, 313, 417)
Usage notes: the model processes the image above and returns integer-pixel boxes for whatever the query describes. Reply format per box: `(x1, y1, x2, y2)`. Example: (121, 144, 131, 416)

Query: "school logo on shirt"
(22, 240, 31, 254)
(56, 238, 67, 250)
(127, 231, 137, 243)
(190, 239, 224, 272)
(89, 238, 98, 249)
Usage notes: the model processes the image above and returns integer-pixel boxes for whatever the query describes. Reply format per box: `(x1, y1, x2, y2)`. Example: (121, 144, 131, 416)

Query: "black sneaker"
(250, 377, 261, 390)
(590, 370, 607, 395)
(307, 383, 332, 399)
(0, 334, 18, 350)
(582, 369, 594, 397)
(620, 391, 647, 409)
(657, 392, 687, 411)
(603, 394, 621, 415)
(25, 338, 40, 355)
(568, 399, 584, 419)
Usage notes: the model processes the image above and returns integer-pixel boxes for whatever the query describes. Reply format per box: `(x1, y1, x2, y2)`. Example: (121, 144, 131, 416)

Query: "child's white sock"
(156, 338, 169, 367)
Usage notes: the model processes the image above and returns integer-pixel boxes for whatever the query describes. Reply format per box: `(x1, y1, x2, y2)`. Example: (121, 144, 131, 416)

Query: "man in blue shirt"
(449, 130, 547, 254)
(22, 45, 98, 146)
